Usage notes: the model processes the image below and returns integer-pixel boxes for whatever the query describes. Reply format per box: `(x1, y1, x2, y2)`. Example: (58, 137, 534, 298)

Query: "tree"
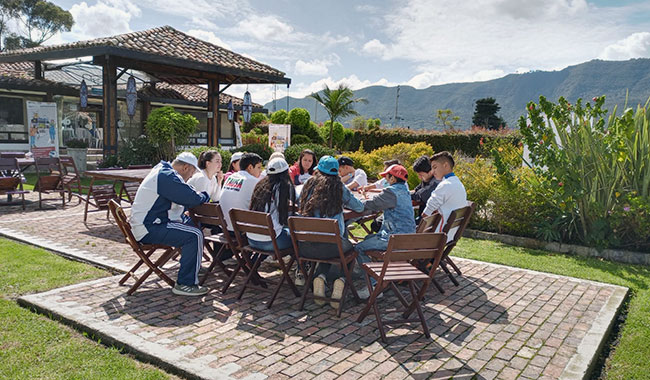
(309, 84, 367, 147)
(366, 118, 381, 130)
(318, 121, 345, 148)
(435, 109, 460, 130)
(1, 0, 73, 51)
(472, 97, 506, 130)
(270, 109, 288, 124)
(350, 115, 367, 130)
(145, 106, 198, 160)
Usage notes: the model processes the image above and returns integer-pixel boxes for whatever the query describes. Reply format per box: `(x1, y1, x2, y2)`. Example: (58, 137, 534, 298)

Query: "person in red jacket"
(288, 149, 316, 185)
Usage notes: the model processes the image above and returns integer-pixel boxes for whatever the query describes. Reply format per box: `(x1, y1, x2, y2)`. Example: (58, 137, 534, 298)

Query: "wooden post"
(207, 79, 220, 147)
(34, 61, 43, 80)
(102, 55, 118, 156)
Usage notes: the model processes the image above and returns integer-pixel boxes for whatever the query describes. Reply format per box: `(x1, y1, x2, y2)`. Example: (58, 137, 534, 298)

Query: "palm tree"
(309, 84, 367, 148)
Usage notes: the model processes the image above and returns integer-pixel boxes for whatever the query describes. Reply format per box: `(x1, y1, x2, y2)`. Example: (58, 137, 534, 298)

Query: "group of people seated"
(129, 148, 467, 305)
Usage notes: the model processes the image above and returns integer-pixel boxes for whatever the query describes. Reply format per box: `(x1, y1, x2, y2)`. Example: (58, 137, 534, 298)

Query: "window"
(0, 96, 27, 143)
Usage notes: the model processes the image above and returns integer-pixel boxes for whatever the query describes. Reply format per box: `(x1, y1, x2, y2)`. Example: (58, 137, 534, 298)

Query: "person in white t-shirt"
(338, 156, 367, 191)
(422, 151, 467, 240)
(187, 150, 223, 202)
(219, 153, 263, 231)
(246, 158, 296, 251)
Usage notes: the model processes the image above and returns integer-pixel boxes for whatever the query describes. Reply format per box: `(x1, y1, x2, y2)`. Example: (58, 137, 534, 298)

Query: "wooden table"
(83, 168, 152, 221)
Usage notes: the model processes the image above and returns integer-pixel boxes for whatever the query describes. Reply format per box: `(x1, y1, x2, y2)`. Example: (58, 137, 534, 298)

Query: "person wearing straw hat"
(130, 152, 211, 296)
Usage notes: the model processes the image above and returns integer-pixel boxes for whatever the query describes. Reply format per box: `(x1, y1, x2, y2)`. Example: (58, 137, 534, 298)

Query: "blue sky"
(48, 0, 650, 104)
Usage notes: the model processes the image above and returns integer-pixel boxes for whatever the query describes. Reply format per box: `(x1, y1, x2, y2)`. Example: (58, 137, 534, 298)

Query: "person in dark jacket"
(130, 152, 210, 297)
(411, 155, 439, 220)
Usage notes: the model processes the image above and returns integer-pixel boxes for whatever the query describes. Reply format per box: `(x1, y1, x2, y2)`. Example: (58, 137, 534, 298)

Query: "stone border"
(464, 229, 650, 266)
(0, 226, 129, 274)
(18, 277, 250, 380)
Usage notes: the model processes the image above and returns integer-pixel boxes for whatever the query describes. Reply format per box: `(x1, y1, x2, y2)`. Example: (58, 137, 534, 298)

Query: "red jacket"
(289, 163, 301, 185)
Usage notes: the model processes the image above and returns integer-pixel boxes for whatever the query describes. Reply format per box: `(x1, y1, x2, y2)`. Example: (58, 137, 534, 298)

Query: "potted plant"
(66, 138, 89, 173)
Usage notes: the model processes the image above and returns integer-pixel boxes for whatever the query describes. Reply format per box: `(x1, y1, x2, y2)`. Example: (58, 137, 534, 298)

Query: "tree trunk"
(329, 117, 334, 148)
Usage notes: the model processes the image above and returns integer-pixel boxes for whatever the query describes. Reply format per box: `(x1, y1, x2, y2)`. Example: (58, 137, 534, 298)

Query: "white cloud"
(599, 32, 650, 60)
(186, 29, 231, 50)
(66, 1, 137, 39)
(237, 15, 294, 41)
(362, 39, 387, 57)
(295, 60, 329, 76)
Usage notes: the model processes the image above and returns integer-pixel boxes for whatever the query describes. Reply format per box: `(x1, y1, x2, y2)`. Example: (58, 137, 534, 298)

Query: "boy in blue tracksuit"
(130, 152, 210, 296)
(355, 164, 416, 298)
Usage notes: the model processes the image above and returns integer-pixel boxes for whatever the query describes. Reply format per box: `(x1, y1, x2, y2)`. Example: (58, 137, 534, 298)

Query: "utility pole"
(314, 98, 318, 122)
(394, 85, 400, 127)
(286, 84, 290, 112)
(272, 84, 277, 112)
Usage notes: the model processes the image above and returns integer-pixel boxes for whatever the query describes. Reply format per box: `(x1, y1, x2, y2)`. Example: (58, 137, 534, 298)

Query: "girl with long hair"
(297, 156, 363, 308)
(288, 149, 316, 185)
(188, 150, 223, 201)
(246, 158, 296, 251)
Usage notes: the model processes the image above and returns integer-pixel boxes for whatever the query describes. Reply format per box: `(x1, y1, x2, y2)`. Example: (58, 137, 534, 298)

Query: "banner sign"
(268, 123, 290, 152)
(26, 101, 59, 158)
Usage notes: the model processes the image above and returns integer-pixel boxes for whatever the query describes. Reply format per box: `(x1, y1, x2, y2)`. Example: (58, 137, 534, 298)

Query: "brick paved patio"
(2, 193, 628, 379)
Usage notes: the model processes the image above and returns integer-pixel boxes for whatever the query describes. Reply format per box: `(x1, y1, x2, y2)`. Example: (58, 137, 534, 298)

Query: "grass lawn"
(453, 238, 650, 380)
(22, 173, 117, 194)
(0, 238, 177, 380)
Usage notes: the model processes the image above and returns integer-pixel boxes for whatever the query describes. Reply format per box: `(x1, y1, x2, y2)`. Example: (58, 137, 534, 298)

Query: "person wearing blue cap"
(296, 156, 364, 309)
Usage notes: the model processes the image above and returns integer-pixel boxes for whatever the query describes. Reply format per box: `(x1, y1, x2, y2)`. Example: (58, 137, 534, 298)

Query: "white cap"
(269, 151, 285, 161)
(175, 152, 200, 171)
(230, 151, 244, 163)
(266, 157, 289, 174)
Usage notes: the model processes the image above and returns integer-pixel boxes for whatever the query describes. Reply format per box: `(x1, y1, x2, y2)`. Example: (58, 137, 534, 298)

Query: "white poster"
(268, 123, 291, 152)
(234, 121, 243, 148)
(26, 101, 59, 158)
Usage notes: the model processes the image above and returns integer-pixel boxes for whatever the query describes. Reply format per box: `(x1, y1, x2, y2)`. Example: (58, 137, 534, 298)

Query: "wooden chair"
(33, 157, 65, 209)
(83, 181, 119, 222)
(229, 208, 300, 308)
(356, 232, 447, 343)
(59, 155, 85, 203)
(0, 158, 29, 209)
(438, 202, 476, 286)
(188, 203, 234, 286)
(108, 200, 179, 295)
(288, 216, 361, 317)
(120, 164, 152, 203)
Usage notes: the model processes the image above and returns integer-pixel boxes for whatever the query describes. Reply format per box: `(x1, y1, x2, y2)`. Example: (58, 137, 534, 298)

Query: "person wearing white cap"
(224, 151, 244, 182)
(129, 152, 210, 296)
(247, 157, 297, 252)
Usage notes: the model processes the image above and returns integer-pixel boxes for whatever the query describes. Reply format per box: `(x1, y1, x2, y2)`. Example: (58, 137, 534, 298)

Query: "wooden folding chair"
(438, 202, 476, 286)
(34, 157, 65, 209)
(288, 216, 361, 317)
(108, 200, 179, 295)
(59, 155, 85, 204)
(230, 208, 300, 308)
(188, 203, 234, 286)
(356, 232, 447, 343)
(120, 164, 151, 203)
(0, 158, 29, 209)
(84, 181, 120, 222)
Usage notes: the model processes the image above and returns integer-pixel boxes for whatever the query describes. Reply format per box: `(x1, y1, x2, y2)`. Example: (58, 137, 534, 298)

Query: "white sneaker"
(331, 278, 345, 309)
(294, 267, 306, 286)
(313, 274, 326, 305)
(357, 286, 383, 300)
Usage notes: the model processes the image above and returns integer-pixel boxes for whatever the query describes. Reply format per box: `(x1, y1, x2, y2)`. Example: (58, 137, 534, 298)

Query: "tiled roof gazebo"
(0, 26, 290, 155)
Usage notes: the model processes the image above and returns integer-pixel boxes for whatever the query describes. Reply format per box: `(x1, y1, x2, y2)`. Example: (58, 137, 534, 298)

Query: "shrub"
(291, 134, 311, 145)
(270, 109, 288, 124)
(66, 138, 88, 148)
(319, 121, 345, 148)
(241, 131, 269, 146)
(284, 143, 337, 165)
(145, 106, 198, 160)
(118, 135, 162, 167)
(232, 143, 274, 161)
(241, 112, 269, 132)
(97, 154, 121, 168)
(287, 108, 310, 131)
(186, 146, 232, 166)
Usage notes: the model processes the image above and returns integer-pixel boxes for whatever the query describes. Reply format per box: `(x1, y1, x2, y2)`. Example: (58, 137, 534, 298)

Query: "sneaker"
(357, 286, 383, 300)
(330, 278, 345, 309)
(172, 283, 209, 296)
(294, 265, 307, 286)
(313, 274, 326, 305)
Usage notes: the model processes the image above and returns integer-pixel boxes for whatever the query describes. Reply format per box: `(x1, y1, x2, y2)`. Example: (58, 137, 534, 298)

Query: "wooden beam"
(34, 61, 43, 79)
(207, 79, 219, 147)
(102, 55, 118, 156)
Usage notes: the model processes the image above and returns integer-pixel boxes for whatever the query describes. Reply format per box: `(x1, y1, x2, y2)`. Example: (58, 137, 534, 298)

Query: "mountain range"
(263, 58, 650, 130)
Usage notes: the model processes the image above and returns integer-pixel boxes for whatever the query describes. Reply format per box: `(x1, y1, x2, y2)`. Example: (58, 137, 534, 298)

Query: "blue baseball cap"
(317, 155, 339, 175)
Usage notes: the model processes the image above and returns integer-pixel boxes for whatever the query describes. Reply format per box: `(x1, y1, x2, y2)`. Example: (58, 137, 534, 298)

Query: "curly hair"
(250, 170, 295, 225)
(299, 171, 343, 218)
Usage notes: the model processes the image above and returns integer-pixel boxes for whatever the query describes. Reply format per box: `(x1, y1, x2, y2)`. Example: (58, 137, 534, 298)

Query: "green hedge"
(348, 128, 521, 156)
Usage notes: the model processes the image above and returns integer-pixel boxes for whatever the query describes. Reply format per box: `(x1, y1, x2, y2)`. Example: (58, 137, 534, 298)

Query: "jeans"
(140, 222, 203, 286)
(355, 233, 389, 286)
(247, 227, 292, 253)
(298, 238, 353, 280)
